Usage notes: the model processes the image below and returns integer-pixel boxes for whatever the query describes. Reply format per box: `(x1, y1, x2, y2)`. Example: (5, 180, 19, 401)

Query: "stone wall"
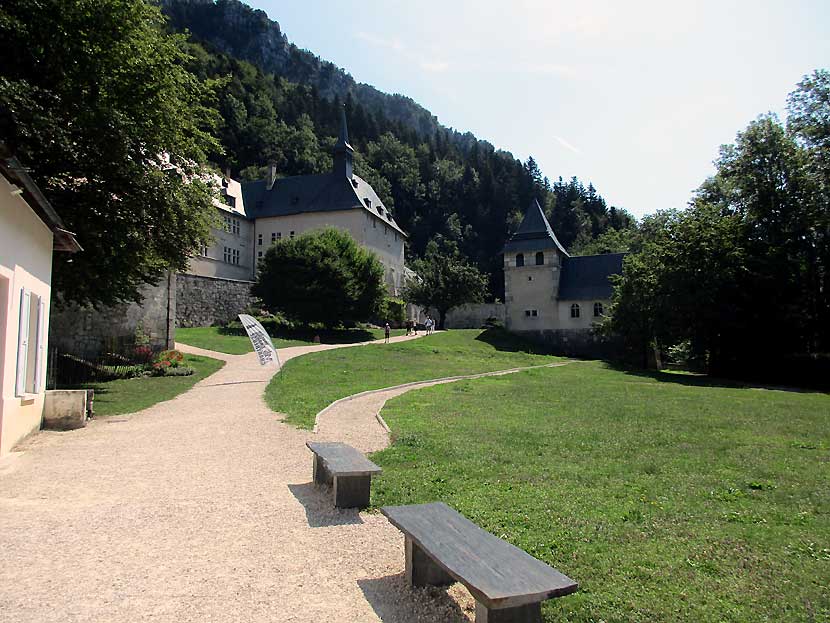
(49, 273, 176, 357)
(176, 273, 255, 327)
(433, 303, 505, 329)
(516, 328, 623, 360)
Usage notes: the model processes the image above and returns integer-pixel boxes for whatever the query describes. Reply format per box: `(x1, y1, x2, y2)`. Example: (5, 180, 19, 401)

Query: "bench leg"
(313, 455, 332, 485)
(405, 537, 454, 587)
(333, 474, 371, 508)
(474, 601, 542, 623)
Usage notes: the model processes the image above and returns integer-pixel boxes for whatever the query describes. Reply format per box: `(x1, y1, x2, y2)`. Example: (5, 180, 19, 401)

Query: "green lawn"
(82, 353, 224, 416)
(371, 361, 830, 622)
(175, 326, 407, 355)
(266, 329, 563, 428)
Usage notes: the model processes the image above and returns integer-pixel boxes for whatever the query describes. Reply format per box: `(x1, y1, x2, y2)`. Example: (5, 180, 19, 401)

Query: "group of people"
(382, 315, 437, 344)
(403, 315, 435, 336)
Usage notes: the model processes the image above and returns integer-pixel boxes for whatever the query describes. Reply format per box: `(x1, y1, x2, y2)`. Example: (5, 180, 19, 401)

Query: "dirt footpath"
(0, 334, 569, 622)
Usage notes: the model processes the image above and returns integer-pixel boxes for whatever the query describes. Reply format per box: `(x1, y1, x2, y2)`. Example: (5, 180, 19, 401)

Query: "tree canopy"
(402, 243, 488, 329)
(0, 0, 221, 305)
(607, 70, 829, 377)
(252, 228, 386, 328)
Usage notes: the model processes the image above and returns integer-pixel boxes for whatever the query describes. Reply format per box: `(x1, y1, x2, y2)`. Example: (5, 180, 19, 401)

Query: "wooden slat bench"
(305, 441, 382, 508)
(382, 502, 578, 623)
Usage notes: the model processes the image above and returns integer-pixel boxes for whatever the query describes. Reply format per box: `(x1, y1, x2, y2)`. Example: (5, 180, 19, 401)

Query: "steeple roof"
(502, 198, 569, 256)
(333, 105, 353, 155)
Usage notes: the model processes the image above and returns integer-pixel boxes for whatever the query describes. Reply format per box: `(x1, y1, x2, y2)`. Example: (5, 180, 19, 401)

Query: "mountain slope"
(160, 0, 445, 140)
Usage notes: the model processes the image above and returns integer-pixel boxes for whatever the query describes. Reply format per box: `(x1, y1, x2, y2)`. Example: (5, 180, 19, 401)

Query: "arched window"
(516, 253, 524, 267)
(594, 302, 604, 317)
(570, 303, 580, 318)
(535, 251, 544, 265)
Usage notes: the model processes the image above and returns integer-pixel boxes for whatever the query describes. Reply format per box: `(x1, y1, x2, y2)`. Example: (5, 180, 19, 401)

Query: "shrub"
(377, 296, 406, 326)
(253, 228, 386, 327)
(151, 350, 186, 375)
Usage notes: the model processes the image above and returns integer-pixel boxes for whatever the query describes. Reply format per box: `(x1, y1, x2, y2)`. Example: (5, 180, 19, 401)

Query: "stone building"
(178, 108, 410, 327)
(503, 198, 624, 356)
(241, 109, 407, 295)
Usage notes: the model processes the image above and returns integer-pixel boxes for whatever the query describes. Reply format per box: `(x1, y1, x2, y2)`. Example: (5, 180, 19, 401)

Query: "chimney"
(267, 162, 277, 190)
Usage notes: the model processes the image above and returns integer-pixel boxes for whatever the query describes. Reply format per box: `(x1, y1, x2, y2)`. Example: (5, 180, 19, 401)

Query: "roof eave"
(0, 149, 82, 254)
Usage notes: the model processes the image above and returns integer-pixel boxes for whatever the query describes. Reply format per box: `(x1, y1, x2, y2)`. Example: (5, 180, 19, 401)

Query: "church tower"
(502, 198, 570, 332)
(333, 106, 354, 180)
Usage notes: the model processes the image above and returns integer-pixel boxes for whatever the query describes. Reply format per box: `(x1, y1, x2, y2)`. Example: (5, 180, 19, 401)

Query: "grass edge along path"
(266, 329, 565, 429)
(370, 361, 830, 622)
(82, 353, 225, 417)
(175, 326, 407, 355)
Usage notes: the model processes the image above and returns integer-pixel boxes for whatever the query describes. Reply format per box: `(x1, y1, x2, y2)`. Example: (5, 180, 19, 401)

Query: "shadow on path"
(287, 482, 364, 528)
(357, 573, 469, 623)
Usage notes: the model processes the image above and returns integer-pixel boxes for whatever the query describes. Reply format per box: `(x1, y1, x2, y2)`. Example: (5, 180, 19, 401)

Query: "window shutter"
(33, 296, 45, 392)
(15, 288, 30, 397)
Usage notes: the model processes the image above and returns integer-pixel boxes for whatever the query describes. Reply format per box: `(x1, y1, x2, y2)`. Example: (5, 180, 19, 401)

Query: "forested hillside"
(160, 0, 635, 298)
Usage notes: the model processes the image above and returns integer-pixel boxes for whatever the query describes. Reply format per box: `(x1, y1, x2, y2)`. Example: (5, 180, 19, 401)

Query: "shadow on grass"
(473, 328, 560, 356)
(287, 482, 364, 528)
(221, 326, 378, 345)
(357, 573, 468, 623)
(606, 362, 827, 394)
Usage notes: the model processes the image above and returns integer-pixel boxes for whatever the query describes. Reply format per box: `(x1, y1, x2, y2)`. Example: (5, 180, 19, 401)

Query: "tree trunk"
(438, 309, 447, 330)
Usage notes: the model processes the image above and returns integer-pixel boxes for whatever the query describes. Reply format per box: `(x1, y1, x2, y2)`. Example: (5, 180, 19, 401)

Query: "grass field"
(266, 329, 563, 428)
(83, 354, 224, 416)
(175, 326, 407, 354)
(370, 361, 830, 622)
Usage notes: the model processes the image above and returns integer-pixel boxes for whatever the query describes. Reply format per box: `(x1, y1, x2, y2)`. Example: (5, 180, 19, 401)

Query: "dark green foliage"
(378, 297, 406, 326)
(403, 244, 489, 329)
(0, 0, 221, 305)
(609, 72, 829, 376)
(252, 228, 385, 328)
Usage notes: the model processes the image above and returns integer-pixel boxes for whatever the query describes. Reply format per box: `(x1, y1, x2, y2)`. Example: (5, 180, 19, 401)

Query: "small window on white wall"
(16, 288, 44, 396)
(570, 303, 580, 318)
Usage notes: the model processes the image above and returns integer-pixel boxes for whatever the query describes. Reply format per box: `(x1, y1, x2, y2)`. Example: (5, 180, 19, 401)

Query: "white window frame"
(15, 287, 45, 397)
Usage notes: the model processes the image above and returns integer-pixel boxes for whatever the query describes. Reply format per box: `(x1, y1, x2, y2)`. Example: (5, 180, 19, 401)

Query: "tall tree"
(0, 0, 221, 305)
(402, 242, 488, 329)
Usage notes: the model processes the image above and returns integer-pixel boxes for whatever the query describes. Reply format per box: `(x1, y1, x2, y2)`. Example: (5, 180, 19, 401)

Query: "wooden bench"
(382, 502, 578, 623)
(305, 441, 382, 508)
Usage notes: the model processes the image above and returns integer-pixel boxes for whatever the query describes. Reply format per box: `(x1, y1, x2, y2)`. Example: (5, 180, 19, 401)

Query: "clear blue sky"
(251, 1, 829, 218)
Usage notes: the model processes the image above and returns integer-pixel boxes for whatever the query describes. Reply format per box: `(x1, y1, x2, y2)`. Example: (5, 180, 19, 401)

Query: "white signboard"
(238, 314, 281, 368)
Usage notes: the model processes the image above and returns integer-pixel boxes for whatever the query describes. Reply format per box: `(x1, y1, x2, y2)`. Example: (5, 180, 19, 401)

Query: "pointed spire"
(337, 105, 351, 148)
(502, 198, 570, 256)
(333, 104, 354, 179)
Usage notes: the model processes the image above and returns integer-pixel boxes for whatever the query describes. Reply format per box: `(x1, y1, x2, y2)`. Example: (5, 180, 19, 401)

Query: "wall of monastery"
(175, 273, 255, 328)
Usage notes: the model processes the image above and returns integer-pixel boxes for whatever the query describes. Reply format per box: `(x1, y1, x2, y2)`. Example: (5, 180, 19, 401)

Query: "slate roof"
(558, 253, 625, 300)
(502, 198, 569, 255)
(241, 172, 407, 237)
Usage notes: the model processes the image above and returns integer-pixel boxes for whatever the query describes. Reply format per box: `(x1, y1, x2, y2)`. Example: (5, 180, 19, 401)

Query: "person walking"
(384, 322, 391, 343)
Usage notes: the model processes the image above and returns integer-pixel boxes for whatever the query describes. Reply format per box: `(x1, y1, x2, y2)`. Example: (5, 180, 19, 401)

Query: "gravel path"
(314, 361, 574, 454)
(0, 334, 566, 622)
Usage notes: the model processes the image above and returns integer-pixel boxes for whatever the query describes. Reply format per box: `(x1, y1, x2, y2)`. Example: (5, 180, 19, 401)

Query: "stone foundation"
(516, 328, 623, 359)
(427, 303, 505, 329)
(49, 273, 175, 357)
(175, 273, 255, 327)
